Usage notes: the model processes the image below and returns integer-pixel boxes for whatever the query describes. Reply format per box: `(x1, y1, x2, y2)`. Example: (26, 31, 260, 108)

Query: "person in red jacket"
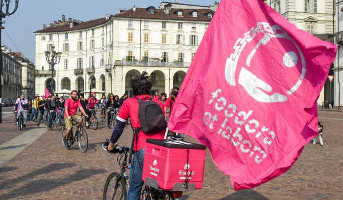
(108, 72, 165, 200)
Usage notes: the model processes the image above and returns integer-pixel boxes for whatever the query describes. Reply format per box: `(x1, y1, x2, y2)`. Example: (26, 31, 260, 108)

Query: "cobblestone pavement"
(0, 110, 342, 200)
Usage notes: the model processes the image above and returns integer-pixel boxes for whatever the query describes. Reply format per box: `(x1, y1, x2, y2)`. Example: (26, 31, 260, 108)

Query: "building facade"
(34, 2, 218, 98)
(265, 0, 335, 107)
(11, 52, 36, 98)
(1, 46, 22, 99)
(334, 0, 343, 107)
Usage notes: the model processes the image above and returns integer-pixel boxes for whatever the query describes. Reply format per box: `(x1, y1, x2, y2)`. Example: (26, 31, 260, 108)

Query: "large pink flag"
(168, 0, 337, 190)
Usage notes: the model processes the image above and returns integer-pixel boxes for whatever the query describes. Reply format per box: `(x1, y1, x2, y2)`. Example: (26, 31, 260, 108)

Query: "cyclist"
(106, 94, 120, 127)
(87, 92, 98, 123)
(58, 96, 65, 119)
(47, 95, 58, 128)
(63, 90, 88, 145)
(108, 72, 166, 200)
(14, 94, 28, 127)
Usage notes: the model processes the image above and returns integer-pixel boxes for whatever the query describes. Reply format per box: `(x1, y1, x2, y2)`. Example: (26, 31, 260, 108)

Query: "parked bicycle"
(102, 140, 182, 200)
(107, 108, 119, 129)
(86, 109, 98, 130)
(62, 116, 88, 153)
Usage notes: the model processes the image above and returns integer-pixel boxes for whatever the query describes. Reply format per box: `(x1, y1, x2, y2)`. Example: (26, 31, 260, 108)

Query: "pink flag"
(168, 0, 337, 190)
(45, 88, 51, 97)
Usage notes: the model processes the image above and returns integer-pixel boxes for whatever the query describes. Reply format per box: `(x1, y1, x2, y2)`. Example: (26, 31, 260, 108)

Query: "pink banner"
(168, 0, 337, 190)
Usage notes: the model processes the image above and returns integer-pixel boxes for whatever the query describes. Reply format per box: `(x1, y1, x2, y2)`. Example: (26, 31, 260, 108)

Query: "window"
(90, 56, 95, 68)
(128, 32, 133, 42)
(127, 51, 134, 61)
(41, 36, 46, 41)
(92, 29, 95, 36)
(162, 21, 167, 29)
(143, 51, 149, 61)
(79, 31, 82, 38)
(162, 52, 168, 62)
(77, 58, 83, 69)
(102, 37, 105, 47)
(77, 41, 83, 51)
(207, 13, 213, 19)
(90, 40, 95, 49)
(47, 44, 54, 51)
(100, 55, 104, 66)
(178, 22, 183, 30)
(192, 12, 198, 18)
(64, 59, 68, 69)
(306, 22, 316, 34)
(144, 33, 149, 43)
(65, 33, 68, 40)
(190, 35, 197, 45)
(305, 0, 317, 13)
(49, 34, 53, 41)
(128, 19, 133, 28)
(178, 53, 184, 63)
(162, 34, 167, 44)
(176, 34, 184, 44)
(177, 11, 183, 16)
(108, 51, 112, 64)
(144, 20, 149, 29)
(63, 43, 69, 52)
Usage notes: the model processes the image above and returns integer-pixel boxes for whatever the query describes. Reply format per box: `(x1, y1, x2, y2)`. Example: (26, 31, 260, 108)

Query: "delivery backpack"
(130, 98, 167, 163)
(136, 98, 167, 134)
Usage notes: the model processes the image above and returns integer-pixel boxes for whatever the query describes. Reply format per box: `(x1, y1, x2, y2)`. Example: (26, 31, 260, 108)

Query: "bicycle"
(61, 116, 88, 153)
(107, 108, 119, 129)
(102, 140, 181, 200)
(16, 111, 25, 131)
(86, 109, 98, 130)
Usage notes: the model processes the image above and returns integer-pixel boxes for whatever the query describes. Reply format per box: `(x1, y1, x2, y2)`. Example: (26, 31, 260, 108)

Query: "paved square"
(0, 110, 342, 199)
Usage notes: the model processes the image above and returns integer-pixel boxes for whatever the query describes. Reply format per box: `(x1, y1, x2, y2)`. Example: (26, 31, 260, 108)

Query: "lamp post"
(0, 0, 19, 124)
(45, 45, 62, 94)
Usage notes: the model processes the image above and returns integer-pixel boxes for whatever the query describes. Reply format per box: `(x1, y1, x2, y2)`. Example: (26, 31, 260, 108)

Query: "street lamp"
(45, 45, 62, 94)
(0, 0, 19, 124)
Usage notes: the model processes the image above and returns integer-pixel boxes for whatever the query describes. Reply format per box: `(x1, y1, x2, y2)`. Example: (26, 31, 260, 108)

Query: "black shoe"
(23, 124, 26, 127)
(63, 136, 69, 147)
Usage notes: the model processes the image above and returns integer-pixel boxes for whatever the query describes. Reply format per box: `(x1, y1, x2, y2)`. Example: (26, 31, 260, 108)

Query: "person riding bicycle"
(63, 90, 88, 146)
(106, 94, 120, 127)
(108, 72, 166, 200)
(14, 94, 28, 127)
(47, 95, 58, 128)
(87, 93, 98, 122)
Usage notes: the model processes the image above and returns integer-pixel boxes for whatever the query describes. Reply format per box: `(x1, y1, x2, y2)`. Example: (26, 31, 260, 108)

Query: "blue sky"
(2, 0, 217, 64)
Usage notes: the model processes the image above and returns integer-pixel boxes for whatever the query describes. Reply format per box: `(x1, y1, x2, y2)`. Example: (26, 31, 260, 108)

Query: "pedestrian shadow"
(0, 166, 17, 175)
(0, 168, 106, 199)
(0, 163, 75, 191)
(220, 190, 270, 200)
(0, 144, 27, 151)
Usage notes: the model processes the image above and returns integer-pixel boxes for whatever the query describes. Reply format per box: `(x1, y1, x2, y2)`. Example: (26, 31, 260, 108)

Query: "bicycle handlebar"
(102, 139, 131, 154)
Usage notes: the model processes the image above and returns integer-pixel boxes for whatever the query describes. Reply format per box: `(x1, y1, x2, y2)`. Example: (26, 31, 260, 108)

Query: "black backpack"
(136, 98, 167, 134)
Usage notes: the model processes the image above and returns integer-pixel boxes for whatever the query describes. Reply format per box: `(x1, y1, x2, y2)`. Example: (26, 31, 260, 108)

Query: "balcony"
(336, 31, 343, 44)
(114, 60, 191, 68)
(86, 67, 95, 74)
(105, 64, 112, 72)
(35, 69, 55, 77)
(74, 68, 84, 75)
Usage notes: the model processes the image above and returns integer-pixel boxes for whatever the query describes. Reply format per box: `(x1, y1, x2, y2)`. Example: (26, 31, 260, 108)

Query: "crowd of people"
(13, 86, 179, 129)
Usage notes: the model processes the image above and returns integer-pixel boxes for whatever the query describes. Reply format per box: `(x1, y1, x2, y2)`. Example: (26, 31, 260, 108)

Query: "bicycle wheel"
(61, 127, 72, 149)
(92, 116, 98, 130)
(19, 117, 23, 131)
(103, 172, 127, 200)
(78, 128, 88, 153)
